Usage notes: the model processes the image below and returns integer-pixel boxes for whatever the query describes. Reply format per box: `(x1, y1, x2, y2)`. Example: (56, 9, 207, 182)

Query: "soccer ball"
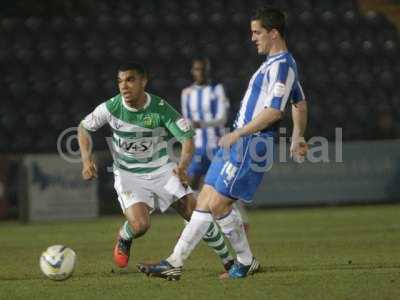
(40, 245, 76, 281)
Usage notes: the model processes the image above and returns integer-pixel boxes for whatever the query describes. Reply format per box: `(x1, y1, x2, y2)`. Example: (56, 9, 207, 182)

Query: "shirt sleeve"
(80, 102, 109, 131)
(161, 101, 195, 142)
(291, 81, 306, 104)
(263, 61, 296, 111)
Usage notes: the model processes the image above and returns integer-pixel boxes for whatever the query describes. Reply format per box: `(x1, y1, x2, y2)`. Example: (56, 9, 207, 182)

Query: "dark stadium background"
(0, 1, 400, 299)
(0, 0, 399, 218)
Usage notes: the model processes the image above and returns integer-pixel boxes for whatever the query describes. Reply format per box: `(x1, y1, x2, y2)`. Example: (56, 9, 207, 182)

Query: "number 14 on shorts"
(220, 162, 238, 187)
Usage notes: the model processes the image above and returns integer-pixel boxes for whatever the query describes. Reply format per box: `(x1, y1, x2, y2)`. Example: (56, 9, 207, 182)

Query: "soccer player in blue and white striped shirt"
(138, 7, 308, 280)
(181, 57, 229, 190)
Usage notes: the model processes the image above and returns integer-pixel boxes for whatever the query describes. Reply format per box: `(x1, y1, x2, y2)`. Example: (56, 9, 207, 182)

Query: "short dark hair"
(192, 56, 211, 68)
(252, 7, 286, 37)
(191, 56, 211, 74)
(118, 62, 148, 78)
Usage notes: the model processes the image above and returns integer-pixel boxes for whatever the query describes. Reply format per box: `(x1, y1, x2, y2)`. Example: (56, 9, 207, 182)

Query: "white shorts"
(114, 162, 192, 213)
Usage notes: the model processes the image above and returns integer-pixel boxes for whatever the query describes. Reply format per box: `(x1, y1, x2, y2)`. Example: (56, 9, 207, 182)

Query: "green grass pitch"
(0, 204, 399, 300)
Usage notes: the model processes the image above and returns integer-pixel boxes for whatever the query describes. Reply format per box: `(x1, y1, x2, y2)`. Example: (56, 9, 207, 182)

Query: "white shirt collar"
(193, 80, 211, 88)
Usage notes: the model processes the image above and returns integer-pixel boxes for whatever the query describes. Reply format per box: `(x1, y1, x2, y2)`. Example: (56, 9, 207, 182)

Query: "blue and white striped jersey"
(181, 83, 229, 149)
(234, 51, 305, 133)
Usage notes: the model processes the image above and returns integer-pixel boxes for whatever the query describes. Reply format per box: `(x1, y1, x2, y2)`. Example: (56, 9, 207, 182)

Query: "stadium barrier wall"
(252, 140, 400, 207)
(20, 154, 98, 221)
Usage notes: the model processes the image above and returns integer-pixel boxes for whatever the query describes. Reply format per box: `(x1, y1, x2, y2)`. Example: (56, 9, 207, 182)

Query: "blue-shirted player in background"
(181, 57, 228, 190)
(138, 7, 308, 280)
(181, 57, 250, 233)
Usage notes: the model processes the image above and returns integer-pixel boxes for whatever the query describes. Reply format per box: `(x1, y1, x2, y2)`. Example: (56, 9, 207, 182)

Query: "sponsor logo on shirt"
(113, 119, 123, 129)
(116, 138, 153, 154)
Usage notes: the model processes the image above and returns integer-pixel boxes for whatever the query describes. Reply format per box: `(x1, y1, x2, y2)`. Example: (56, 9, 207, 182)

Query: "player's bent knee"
(130, 220, 150, 237)
(195, 184, 215, 211)
(209, 194, 234, 218)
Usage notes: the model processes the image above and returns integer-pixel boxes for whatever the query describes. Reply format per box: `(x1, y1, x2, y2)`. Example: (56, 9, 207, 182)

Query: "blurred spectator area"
(0, 0, 399, 153)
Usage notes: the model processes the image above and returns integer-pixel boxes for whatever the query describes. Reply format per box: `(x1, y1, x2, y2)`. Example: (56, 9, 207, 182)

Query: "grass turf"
(0, 204, 399, 300)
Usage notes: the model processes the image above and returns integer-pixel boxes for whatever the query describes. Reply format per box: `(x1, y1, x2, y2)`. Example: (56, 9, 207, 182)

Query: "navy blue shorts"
(204, 133, 274, 203)
(188, 148, 218, 177)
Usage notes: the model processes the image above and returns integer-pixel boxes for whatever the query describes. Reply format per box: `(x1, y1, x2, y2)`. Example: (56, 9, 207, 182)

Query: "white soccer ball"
(40, 245, 76, 281)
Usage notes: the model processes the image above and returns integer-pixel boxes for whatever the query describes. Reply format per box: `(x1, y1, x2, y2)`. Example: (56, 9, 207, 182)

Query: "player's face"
(251, 20, 272, 54)
(191, 61, 207, 84)
(118, 70, 147, 104)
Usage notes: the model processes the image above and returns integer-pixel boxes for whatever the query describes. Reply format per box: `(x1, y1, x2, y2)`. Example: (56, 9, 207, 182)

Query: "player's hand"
(290, 137, 308, 163)
(173, 166, 189, 187)
(218, 131, 241, 149)
(82, 159, 98, 180)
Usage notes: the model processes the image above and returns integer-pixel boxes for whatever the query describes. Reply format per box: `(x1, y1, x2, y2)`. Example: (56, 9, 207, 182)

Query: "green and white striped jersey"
(81, 93, 194, 173)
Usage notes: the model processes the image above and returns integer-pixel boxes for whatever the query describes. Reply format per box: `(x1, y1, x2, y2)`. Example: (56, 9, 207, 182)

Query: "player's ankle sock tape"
(120, 221, 134, 240)
(192, 210, 213, 221)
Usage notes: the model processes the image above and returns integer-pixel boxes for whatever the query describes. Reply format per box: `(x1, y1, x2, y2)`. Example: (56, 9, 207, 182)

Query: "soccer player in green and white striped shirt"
(78, 62, 233, 271)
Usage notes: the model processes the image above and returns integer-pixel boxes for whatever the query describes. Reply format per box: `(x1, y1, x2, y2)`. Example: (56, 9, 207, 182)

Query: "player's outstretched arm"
(78, 124, 97, 180)
(173, 138, 194, 186)
(219, 107, 283, 148)
(290, 100, 308, 162)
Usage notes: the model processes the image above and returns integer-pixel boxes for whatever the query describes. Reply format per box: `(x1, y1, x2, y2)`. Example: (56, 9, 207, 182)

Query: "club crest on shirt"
(143, 116, 154, 127)
(176, 118, 191, 132)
